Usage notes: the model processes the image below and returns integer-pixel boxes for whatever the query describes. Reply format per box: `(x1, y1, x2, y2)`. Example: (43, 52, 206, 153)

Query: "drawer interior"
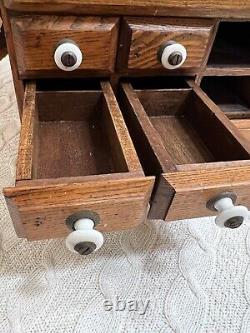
(120, 78, 250, 176)
(17, 79, 142, 181)
(208, 22, 250, 67)
(201, 76, 250, 143)
(201, 76, 250, 119)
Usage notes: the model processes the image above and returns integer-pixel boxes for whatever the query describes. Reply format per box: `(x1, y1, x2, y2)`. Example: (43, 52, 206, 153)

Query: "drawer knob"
(158, 41, 187, 70)
(54, 39, 83, 71)
(65, 218, 104, 255)
(207, 193, 249, 229)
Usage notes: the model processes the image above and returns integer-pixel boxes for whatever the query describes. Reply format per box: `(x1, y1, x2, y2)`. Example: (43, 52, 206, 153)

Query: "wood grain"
(4, 0, 250, 18)
(5, 79, 154, 240)
(233, 120, 250, 143)
(120, 81, 250, 220)
(120, 17, 214, 72)
(11, 15, 119, 77)
(164, 166, 250, 221)
(16, 82, 37, 181)
(4, 176, 154, 240)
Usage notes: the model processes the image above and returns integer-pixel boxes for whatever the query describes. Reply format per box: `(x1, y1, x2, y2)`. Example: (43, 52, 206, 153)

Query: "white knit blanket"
(0, 56, 250, 333)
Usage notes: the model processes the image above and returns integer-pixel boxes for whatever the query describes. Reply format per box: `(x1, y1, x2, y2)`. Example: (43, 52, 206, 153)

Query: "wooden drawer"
(119, 77, 250, 221)
(118, 17, 215, 74)
(3, 79, 154, 240)
(11, 16, 119, 78)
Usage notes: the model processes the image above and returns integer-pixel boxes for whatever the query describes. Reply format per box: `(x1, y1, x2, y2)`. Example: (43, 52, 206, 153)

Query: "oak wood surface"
(5, 80, 154, 240)
(16, 82, 37, 180)
(4, 1, 250, 19)
(11, 15, 119, 76)
(120, 81, 250, 220)
(120, 17, 214, 72)
(4, 176, 154, 239)
(164, 166, 250, 221)
(233, 120, 250, 143)
(17, 80, 143, 181)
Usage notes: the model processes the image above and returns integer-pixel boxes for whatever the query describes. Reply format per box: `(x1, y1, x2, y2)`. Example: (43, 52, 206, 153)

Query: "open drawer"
(119, 77, 250, 224)
(4, 79, 154, 241)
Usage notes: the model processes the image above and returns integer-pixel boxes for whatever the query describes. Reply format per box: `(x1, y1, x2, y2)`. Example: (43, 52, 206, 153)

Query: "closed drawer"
(11, 16, 119, 78)
(119, 78, 250, 223)
(118, 18, 215, 73)
(4, 79, 154, 240)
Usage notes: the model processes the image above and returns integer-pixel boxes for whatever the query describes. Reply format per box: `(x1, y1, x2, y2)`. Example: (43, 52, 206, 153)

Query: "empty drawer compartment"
(119, 78, 250, 221)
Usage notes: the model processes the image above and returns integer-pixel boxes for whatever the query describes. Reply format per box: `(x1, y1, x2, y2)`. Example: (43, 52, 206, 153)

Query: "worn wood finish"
(11, 15, 119, 77)
(17, 80, 143, 180)
(120, 82, 176, 173)
(120, 80, 250, 220)
(164, 166, 250, 221)
(233, 120, 250, 142)
(118, 17, 214, 73)
(4, 1, 250, 19)
(5, 79, 155, 240)
(4, 176, 154, 240)
(16, 82, 37, 180)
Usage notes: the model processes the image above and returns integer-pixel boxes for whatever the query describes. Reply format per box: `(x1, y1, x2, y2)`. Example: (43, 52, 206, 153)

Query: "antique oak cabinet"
(1, 0, 250, 255)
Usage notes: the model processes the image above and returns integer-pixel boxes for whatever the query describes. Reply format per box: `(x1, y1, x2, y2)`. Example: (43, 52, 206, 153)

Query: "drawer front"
(4, 79, 154, 240)
(4, 176, 153, 240)
(119, 18, 214, 72)
(11, 16, 119, 77)
(151, 167, 250, 221)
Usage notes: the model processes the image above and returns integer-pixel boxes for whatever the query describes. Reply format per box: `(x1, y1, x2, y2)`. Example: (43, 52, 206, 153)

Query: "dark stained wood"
(11, 15, 119, 77)
(119, 17, 214, 73)
(201, 77, 250, 119)
(4, 0, 250, 19)
(208, 22, 250, 67)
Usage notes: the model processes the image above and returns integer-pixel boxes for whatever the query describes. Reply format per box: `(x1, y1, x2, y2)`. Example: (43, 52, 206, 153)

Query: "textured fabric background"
(0, 56, 250, 333)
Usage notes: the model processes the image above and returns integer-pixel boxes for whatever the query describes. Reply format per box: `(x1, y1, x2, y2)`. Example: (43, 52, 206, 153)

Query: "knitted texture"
(0, 56, 250, 333)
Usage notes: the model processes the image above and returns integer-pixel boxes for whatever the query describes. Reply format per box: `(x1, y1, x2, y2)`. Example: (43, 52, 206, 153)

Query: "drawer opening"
(201, 76, 250, 145)
(17, 80, 143, 181)
(201, 77, 250, 119)
(208, 22, 250, 67)
(120, 81, 250, 176)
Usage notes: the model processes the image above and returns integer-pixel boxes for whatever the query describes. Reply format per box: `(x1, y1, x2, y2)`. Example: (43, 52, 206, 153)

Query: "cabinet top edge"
(3, 0, 250, 19)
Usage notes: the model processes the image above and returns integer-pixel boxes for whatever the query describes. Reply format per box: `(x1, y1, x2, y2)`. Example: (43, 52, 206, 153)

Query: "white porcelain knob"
(66, 218, 104, 255)
(159, 42, 187, 70)
(54, 40, 83, 71)
(213, 197, 249, 229)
